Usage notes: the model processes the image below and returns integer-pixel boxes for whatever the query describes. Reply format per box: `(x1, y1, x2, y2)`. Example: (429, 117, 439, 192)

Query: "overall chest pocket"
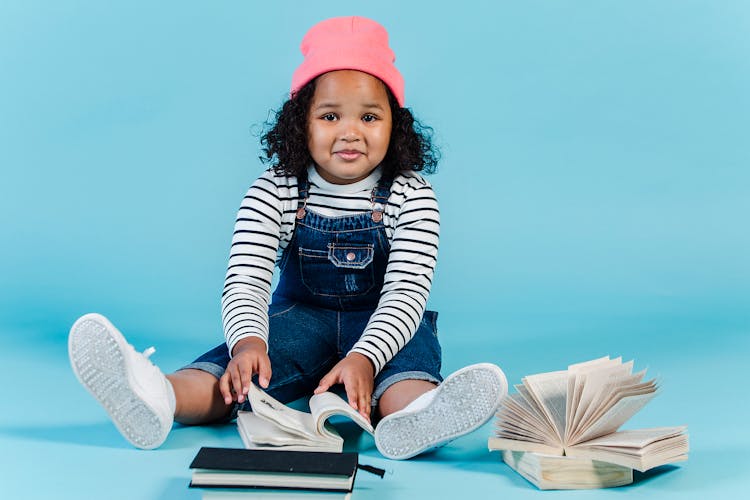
(298, 243, 375, 297)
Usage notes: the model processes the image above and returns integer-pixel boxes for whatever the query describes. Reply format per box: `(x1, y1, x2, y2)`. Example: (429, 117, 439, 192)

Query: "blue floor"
(2, 310, 748, 499)
(2, 1, 748, 498)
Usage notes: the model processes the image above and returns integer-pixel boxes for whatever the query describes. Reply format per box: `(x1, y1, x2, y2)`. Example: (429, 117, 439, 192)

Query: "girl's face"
(307, 70, 393, 184)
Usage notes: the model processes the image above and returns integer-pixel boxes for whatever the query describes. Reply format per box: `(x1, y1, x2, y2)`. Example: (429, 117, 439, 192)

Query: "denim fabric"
(181, 175, 442, 409)
(273, 176, 392, 311)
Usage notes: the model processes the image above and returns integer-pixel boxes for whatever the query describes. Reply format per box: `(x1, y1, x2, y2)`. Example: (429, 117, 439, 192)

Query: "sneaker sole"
(375, 363, 508, 460)
(68, 313, 169, 449)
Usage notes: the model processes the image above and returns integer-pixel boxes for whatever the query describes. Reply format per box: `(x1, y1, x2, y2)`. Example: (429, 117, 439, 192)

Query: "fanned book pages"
(488, 356, 688, 487)
(237, 383, 374, 453)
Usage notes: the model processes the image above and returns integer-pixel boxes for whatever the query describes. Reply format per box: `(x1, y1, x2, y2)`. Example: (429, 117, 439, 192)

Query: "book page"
(496, 411, 553, 444)
(495, 422, 551, 444)
(567, 360, 635, 438)
(567, 428, 688, 471)
(247, 383, 329, 443)
(567, 356, 617, 372)
(569, 369, 645, 441)
(570, 390, 657, 444)
(237, 411, 343, 451)
(515, 384, 550, 426)
(566, 373, 583, 441)
(575, 379, 656, 436)
(237, 410, 310, 446)
(522, 371, 568, 444)
(497, 394, 559, 443)
(488, 436, 564, 455)
(309, 391, 374, 438)
(566, 357, 623, 436)
(487, 437, 564, 456)
(585, 367, 643, 415)
(575, 426, 686, 449)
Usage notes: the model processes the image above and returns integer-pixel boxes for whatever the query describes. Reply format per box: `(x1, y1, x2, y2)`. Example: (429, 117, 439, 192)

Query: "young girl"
(68, 16, 507, 460)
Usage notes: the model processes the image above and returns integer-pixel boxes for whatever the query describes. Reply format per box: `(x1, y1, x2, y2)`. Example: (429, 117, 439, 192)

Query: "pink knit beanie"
(291, 16, 405, 106)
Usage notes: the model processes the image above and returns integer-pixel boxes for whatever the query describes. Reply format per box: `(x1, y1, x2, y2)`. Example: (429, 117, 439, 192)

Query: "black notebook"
(189, 447, 360, 492)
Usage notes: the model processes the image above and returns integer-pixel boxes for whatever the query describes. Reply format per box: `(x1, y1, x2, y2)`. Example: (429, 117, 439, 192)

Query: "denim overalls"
(184, 173, 442, 410)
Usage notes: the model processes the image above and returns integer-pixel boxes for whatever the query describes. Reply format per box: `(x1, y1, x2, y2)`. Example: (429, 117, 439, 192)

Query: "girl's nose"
(339, 120, 362, 142)
(341, 132, 360, 142)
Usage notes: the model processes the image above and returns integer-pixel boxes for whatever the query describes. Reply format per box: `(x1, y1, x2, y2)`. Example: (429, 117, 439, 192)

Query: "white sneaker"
(374, 363, 508, 460)
(68, 313, 175, 449)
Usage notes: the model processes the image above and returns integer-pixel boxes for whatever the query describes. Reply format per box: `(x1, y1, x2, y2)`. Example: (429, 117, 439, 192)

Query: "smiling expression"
(307, 70, 393, 185)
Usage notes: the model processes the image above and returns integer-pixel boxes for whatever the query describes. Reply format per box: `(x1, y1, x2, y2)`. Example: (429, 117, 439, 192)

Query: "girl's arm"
(221, 171, 289, 355)
(349, 176, 440, 373)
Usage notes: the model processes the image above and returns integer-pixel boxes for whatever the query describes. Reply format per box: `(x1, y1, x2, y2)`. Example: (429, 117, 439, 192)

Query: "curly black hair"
(260, 77, 439, 179)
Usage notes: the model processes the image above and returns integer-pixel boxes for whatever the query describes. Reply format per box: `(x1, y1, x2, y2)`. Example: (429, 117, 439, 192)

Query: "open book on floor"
(238, 383, 374, 453)
(488, 356, 688, 481)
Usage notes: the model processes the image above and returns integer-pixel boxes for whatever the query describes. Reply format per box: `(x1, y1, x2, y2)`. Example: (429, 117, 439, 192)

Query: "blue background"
(1, 1, 748, 498)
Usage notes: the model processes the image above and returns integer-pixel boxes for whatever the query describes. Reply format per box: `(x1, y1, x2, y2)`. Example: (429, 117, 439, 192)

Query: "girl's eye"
(321, 113, 338, 121)
(362, 114, 378, 123)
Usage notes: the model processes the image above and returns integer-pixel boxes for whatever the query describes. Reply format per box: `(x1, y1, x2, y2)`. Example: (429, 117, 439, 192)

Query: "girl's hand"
(219, 337, 272, 405)
(315, 352, 375, 422)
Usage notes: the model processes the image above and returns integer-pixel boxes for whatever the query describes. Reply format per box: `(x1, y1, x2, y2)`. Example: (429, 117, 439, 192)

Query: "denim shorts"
(180, 297, 442, 413)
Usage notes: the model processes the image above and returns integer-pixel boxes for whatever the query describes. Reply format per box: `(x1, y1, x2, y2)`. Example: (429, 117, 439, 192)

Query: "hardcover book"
(189, 447, 359, 492)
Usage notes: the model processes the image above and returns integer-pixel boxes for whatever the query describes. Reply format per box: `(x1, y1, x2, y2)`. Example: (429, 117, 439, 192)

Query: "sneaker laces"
(126, 344, 164, 381)
(138, 346, 161, 374)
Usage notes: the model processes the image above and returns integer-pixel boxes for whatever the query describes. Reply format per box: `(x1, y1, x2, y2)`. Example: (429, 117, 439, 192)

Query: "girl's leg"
(69, 302, 337, 450)
(377, 379, 437, 418)
(68, 313, 178, 450)
(167, 369, 231, 425)
(368, 310, 508, 460)
(375, 363, 507, 460)
(369, 310, 444, 417)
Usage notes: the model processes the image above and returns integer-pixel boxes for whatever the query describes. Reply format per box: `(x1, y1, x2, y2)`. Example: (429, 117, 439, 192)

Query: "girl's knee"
(377, 379, 437, 418)
(168, 369, 232, 425)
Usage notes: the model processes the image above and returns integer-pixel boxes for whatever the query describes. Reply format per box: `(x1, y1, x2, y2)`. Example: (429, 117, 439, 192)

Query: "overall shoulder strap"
(370, 174, 393, 223)
(296, 173, 309, 220)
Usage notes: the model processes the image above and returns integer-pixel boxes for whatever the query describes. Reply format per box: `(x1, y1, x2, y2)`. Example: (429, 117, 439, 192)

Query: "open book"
(488, 356, 688, 477)
(237, 383, 374, 453)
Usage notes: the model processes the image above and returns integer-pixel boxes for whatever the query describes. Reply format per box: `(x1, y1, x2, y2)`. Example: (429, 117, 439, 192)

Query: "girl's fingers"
(314, 368, 338, 394)
(239, 362, 253, 397)
(359, 391, 371, 421)
(258, 355, 272, 388)
(344, 378, 361, 411)
(229, 366, 245, 403)
(218, 373, 233, 404)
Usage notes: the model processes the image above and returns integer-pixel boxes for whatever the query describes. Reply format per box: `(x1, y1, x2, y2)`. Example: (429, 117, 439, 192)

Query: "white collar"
(307, 165, 383, 194)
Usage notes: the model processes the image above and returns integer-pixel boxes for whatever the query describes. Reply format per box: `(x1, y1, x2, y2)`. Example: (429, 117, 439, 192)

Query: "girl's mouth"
(334, 150, 364, 161)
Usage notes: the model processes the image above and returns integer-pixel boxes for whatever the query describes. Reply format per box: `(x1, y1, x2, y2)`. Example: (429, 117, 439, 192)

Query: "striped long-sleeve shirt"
(221, 165, 440, 374)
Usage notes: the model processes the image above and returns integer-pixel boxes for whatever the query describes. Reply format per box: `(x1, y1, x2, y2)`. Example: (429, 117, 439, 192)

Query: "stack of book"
(488, 356, 689, 490)
(189, 447, 383, 499)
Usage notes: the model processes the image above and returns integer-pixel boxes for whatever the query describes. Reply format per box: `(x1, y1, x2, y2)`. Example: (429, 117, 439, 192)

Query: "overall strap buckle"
(296, 176, 309, 220)
(370, 175, 392, 223)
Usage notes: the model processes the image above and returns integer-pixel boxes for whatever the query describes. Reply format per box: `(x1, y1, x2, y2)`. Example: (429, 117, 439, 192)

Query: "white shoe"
(68, 313, 175, 449)
(375, 363, 508, 460)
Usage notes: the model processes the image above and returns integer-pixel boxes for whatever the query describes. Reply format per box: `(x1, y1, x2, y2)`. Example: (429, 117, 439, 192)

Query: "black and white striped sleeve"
(221, 173, 284, 355)
(349, 178, 440, 373)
